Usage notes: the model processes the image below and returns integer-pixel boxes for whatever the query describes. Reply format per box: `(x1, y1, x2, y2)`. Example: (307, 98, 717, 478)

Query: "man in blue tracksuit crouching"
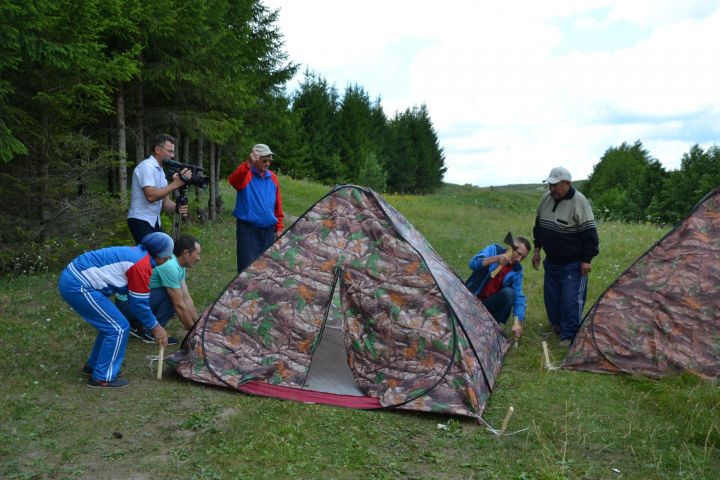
(58, 233, 173, 388)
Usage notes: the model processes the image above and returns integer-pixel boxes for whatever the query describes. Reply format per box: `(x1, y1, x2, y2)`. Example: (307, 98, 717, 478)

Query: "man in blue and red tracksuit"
(228, 143, 284, 273)
(58, 233, 173, 388)
(466, 237, 531, 338)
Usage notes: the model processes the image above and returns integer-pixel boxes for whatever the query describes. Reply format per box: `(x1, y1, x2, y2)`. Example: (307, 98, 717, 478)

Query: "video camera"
(164, 159, 209, 188)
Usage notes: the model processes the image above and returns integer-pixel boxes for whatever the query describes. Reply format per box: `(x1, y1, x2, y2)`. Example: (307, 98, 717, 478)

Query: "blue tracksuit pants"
(543, 260, 588, 340)
(58, 268, 129, 382)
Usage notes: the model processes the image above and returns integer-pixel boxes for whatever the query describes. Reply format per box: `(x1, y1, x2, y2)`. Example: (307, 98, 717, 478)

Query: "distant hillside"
(446, 179, 588, 192)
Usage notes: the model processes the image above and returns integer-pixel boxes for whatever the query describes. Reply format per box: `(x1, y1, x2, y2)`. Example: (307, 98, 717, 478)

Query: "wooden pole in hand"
(489, 249, 514, 278)
(490, 232, 516, 279)
(157, 345, 165, 380)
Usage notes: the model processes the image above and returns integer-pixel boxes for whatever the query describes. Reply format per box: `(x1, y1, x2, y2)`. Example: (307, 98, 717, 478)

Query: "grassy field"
(1, 178, 718, 479)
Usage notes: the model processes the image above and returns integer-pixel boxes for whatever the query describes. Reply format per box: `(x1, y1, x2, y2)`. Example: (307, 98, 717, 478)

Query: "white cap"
(252, 144, 273, 156)
(543, 167, 572, 184)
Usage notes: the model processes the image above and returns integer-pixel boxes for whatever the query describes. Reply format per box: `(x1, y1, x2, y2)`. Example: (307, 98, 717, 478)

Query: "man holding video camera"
(127, 134, 191, 244)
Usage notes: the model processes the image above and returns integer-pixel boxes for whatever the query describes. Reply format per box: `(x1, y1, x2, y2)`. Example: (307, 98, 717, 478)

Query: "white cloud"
(265, 0, 720, 186)
(607, 0, 720, 26)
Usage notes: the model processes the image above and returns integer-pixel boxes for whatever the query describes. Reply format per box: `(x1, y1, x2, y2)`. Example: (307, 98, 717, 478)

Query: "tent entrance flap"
(303, 276, 364, 396)
(303, 325, 364, 396)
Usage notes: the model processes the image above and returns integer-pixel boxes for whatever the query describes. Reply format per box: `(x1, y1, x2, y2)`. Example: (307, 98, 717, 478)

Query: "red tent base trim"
(238, 381, 383, 409)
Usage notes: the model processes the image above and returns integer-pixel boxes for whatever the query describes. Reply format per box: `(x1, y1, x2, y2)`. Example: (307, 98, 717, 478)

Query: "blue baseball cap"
(140, 232, 174, 259)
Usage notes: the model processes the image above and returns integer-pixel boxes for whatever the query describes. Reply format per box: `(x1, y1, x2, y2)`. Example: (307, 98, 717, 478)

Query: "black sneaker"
(87, 377, 129, 389)
(541, 325, 561, 338)
(82, 364, 123, 377)
(129, 325, 145, 340)
(140, 331, 178, 346)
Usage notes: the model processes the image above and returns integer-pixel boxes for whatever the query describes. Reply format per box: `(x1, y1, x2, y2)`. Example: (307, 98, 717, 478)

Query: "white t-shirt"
(127, 156, 167, 225)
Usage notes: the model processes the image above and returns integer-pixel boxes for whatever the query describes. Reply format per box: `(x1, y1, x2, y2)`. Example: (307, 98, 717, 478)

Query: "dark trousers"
(543, 260, 588, 340)
(127, 217, 163, 245)
(115, 288, 175, 329)
(236, 219, 275, 273)
(481, 287, 515, 324)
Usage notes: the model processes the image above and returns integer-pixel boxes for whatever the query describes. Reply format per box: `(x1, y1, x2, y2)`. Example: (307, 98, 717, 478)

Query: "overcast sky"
(264, 0, 720, 187)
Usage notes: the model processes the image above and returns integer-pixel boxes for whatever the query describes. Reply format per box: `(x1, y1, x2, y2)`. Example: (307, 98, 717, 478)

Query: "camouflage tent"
(563, 188, 720, 379)
(169, 185, 509, 418)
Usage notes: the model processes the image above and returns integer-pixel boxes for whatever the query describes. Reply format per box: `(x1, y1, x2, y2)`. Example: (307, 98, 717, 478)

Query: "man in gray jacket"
(532, 167, 599, 346)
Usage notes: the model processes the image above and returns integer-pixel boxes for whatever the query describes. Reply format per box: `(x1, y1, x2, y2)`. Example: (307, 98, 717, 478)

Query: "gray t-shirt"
(127, 156, 167, 225)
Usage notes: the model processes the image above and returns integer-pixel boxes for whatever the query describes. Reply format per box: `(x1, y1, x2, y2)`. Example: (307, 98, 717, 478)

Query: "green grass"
(1, 178, 718, 479)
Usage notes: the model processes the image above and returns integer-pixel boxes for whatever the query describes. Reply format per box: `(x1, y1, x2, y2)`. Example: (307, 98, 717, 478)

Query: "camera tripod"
(171, 186, 189, 242)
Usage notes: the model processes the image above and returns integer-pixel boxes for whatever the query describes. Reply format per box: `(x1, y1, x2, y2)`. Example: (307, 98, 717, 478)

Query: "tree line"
(0, 0, 446, 257)
(285, 72, 446, 194)
(3, 1, 714, 274)
(583, 141, 720, 225)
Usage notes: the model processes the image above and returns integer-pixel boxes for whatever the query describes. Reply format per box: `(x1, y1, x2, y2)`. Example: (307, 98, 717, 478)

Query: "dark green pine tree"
(0, 2, 27, 163)
(336, 84, 376, 183)
(0, 0, 138, 240)
(291, 70, 346, 183)
(410, 104, 446, 193)
(385, 105, 445, 194)
(368, 96, 390, 176)
(226, 0, 298, 148)
(261, 94, 313, 180)
(131, 0, 296, 187)
(358, 152, 387, 192)
(385, 109, 419, 193)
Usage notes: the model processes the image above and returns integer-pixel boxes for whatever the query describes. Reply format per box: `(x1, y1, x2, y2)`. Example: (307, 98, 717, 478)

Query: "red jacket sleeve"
(228, 161, 252, 190)
(126, 254, 159, 330)
(271, 172, 284, 232)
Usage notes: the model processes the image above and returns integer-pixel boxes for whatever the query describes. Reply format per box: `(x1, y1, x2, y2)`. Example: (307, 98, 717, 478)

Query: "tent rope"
(146, 354, 162, 371)
(477, 415, 528, 436)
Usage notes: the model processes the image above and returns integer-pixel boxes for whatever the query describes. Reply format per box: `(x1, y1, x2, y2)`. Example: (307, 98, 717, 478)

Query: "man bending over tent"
(465, 234, 531, 338)
(58, 233, 172, 388)
(116, 235, 202, 345)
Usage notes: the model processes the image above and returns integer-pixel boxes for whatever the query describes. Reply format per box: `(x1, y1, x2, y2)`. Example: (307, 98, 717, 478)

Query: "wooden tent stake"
(157, 345, 165, 380)
(542, 341, 558, 370)
(499, 405, 514, 435)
